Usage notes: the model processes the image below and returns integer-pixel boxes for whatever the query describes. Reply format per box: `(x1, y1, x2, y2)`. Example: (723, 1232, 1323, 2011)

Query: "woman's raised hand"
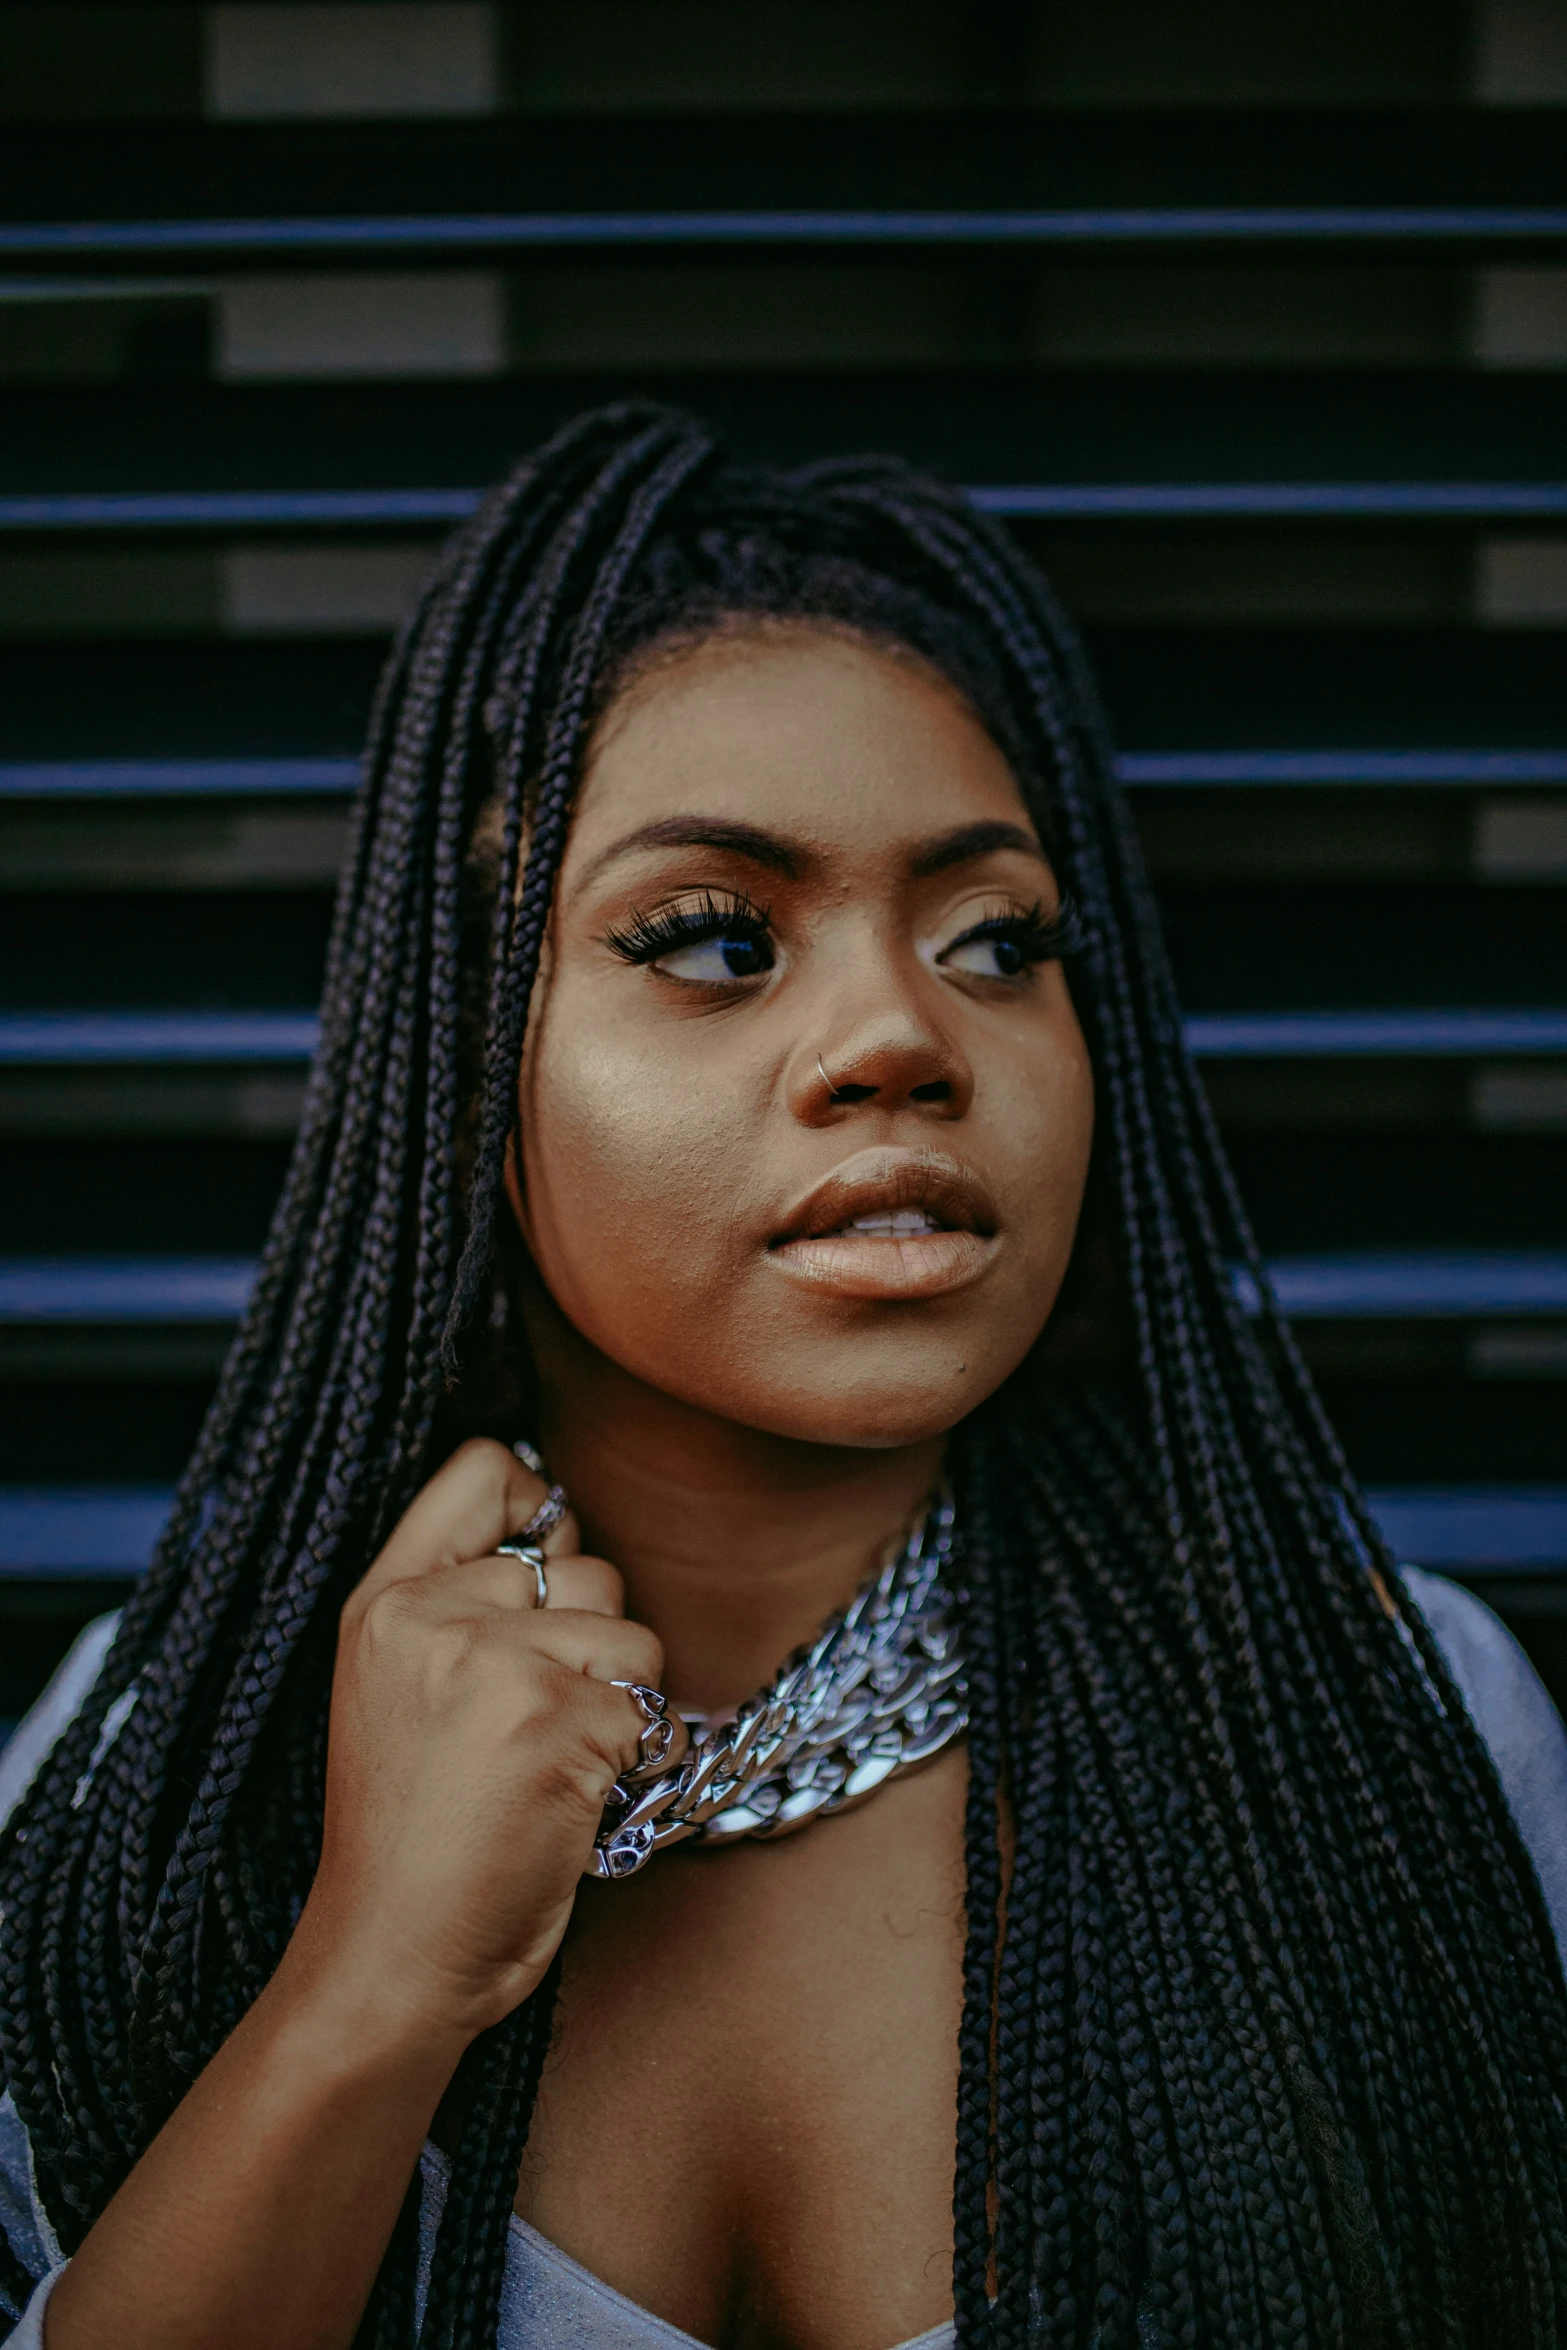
(295, 1437, 682, 2047)
(46, 1434, 674, 2350)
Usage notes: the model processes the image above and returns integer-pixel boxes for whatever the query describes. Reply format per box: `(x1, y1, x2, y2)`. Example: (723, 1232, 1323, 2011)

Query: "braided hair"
(3, 403, 1566, 2349)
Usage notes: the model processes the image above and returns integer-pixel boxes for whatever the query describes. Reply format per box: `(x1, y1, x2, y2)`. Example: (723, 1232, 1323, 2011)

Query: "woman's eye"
(942, 930, 1029, 980)
(657, 929, 775, 983)
(603, 892, 778, 981)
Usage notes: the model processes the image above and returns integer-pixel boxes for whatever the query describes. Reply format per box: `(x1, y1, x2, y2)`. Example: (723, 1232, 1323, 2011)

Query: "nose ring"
(817, 1051, 840, 1102)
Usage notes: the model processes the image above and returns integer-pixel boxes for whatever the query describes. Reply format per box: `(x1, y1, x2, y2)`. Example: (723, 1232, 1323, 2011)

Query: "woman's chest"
(516, 1754, 969, 2350)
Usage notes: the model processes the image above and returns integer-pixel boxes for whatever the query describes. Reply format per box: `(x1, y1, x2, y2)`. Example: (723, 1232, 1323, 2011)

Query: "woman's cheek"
(524, 1023, 755, 1329)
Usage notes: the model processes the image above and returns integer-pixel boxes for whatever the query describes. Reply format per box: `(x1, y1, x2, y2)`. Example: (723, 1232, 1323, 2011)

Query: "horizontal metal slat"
(0, 489, 473, 530)
(1184, 1009, 1567, 1055)
(6, 483, 1567, 531)
(1118, 750, 1567, 786)
(0, 1487, 170, 1573)
(3, 1008, 1563, 1067)
(3, 1250, 1565, 1325)
(2, 1481, 1561, 1577)
(1243, 1251, 1567, 1316)
(1367, 1487, 1567, 1568)
(4, 752, 1566, 799)
(982, 485, 1567, 520)
(0, 1258, 255, 1321)
(4, 209, 1567, 268)
(0, 758, 360, 798)
(0, 1013, 320, 1063)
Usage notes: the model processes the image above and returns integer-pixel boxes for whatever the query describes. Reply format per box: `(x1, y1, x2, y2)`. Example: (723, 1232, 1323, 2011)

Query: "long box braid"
(3, 403, 1565, 2350)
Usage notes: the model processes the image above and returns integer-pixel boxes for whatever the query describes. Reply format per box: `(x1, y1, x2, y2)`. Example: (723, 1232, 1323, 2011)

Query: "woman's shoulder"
(1404, 1565, 1567, 1959)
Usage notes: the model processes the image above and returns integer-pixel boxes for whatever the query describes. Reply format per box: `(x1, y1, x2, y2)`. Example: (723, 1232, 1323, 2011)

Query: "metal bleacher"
(1, 0, 1565, 1734)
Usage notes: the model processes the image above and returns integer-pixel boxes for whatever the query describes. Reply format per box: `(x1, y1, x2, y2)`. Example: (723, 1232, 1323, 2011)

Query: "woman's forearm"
(44, 1925, 469, 2350)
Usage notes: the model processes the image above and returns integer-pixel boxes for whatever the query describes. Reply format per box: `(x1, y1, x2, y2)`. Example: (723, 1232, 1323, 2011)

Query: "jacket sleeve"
(0, 2096, 63, 2345)
(0, 1623, 124, 2340)
(1405, 1564, 1567, 1965)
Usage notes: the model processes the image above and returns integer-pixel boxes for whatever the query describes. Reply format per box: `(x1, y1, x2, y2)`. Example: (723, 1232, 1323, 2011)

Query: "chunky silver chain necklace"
(588, 1492, 966, 1880)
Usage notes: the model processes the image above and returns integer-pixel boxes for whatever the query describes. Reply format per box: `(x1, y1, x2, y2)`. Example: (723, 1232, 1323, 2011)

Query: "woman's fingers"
(316, 1444, 686, 2040)
(356, 1438, 582, 1604)
(521, 1609, 667, 1693)
(367, 1563, 661, 1688)
(422, 1551, 624, 1619)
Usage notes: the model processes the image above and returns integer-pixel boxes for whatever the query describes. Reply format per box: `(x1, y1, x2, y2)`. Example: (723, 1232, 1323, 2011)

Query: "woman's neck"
(529, 1325, 945, 1715)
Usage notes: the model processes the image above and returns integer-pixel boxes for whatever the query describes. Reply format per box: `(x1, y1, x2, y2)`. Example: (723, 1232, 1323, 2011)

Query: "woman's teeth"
(829, 1210, 945, 1237)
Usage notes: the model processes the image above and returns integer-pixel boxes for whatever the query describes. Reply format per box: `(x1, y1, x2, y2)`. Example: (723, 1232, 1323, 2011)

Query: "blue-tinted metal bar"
(1239, 1251, 1567, 1318)
(0, 1258, 256, 1321)
(1365, 1487, 1567, 1569)
(0, 758, 361, 798)
(2, 1481, 1562, 1578)
(1186, 1009, 1567, 1057)
(0, 488, 478, 530)
(5, 752, 1563, 800)
(0, 275, 213, 301)
(7, 483, 1567, 532)
(1119, 749, 1567, 786)
(0, 1487, 171, 1572)
(0, 1012, 320, 1064)
(6, 1007, 1562, 1069)
(6, 1250, 1567, 1326)
(2, 208, 1567, 265)
(970, 483, 1567, 519)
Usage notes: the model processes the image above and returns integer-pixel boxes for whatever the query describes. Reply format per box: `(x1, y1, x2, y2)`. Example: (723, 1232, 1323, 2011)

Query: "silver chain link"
(587, 1492, 965, 1880)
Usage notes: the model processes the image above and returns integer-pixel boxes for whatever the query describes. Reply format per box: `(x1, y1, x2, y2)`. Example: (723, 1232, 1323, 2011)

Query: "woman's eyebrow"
(908, 820, 1048, 877)
(572, 816, 805, 891)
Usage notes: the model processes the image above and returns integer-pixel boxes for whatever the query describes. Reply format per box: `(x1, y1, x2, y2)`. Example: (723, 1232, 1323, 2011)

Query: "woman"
(2, 403, 1566, 2350)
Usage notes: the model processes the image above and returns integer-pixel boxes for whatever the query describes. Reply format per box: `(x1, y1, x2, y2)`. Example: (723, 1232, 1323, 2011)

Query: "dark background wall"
(1, 0, 1564, 1726)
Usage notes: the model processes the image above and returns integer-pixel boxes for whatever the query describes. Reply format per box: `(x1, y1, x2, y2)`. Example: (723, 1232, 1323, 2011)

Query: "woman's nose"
(789, 1015, 973, 1125)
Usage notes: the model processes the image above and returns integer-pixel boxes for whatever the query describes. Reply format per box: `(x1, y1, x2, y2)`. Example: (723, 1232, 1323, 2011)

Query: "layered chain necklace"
(588, 1491, 967, 1880)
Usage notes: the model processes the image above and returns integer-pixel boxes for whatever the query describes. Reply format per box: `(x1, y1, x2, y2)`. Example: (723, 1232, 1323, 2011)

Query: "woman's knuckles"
(357, 1435, 579, 1596)
(548, 1554, 624, 1614)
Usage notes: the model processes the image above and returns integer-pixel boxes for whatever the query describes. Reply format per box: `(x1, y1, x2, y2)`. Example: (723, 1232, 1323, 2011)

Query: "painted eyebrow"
(907, 820, 1049, 877)
(572, 816, 805, 891)
(572, 812, 1047, 895)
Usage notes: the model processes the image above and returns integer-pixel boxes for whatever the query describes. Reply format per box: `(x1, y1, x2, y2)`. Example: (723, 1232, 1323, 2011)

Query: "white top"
(2, 1571, 1565, 2350)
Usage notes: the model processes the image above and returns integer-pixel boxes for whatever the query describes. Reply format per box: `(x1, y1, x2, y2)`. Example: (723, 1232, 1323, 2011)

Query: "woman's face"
(510, 623, 1095, 1448)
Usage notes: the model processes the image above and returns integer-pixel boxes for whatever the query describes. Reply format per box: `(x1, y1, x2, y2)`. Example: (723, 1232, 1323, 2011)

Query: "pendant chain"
(588, 1492, 966, 1880)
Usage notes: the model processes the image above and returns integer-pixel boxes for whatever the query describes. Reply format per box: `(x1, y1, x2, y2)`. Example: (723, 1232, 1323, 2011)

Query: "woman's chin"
(721, 1353, 1002, 1452)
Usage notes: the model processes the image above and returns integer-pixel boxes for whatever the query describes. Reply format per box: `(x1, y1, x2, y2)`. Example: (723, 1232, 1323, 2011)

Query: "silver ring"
(517, 1481, 569, 1548)
(496, 1541, 548, 1608)
(611, 1680, 676, 1776)
(509, 1445, 570, 1549)
(500, 1442, 570, 1610)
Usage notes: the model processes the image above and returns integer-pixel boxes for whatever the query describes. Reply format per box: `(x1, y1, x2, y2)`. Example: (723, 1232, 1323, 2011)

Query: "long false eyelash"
(954, 890, 1088, 965)
(602, 887, 773, 967)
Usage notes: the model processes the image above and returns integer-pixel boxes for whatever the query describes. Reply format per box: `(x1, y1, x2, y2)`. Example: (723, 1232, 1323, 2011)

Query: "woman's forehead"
(569, 622, 1032, 864)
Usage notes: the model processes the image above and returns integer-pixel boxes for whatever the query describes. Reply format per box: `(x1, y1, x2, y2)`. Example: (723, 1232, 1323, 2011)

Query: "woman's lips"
(767, 1149, 999, 1301)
